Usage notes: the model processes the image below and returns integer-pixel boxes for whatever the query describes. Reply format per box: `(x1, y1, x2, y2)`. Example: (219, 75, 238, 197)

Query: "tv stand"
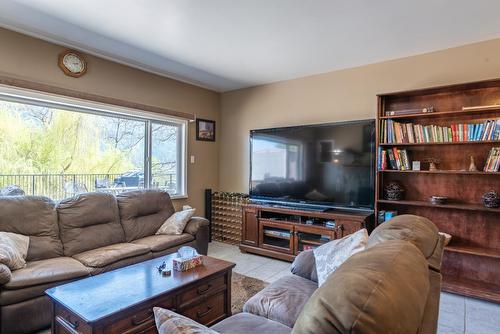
(240, 203, 374, 262)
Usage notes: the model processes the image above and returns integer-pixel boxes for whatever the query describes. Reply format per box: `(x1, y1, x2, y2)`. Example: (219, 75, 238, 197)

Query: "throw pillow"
(313, 228, 368, 286)
(156, 209, 196, 235)
(154, 307, 218, 334)
(0, 231, 30, 270)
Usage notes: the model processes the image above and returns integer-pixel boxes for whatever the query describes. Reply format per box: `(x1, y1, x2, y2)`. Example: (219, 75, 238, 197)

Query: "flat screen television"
(249, 119, 375, 211)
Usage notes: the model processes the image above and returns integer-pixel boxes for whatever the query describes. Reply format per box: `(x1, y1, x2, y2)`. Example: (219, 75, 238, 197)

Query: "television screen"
(250, 119, 375, 210)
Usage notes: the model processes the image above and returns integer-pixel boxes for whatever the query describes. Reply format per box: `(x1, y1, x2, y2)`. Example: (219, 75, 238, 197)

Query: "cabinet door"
(242, 207, 258, 246)
(259, 220, 294, 254)
(293, 225, 337, 255)
(337, 220, 365, 238)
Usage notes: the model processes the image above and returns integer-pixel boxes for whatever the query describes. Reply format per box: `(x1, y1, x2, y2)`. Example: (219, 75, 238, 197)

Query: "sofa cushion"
(292, 240, 430, 334)
(211, 312, 292, 334)
(154, 307, 218, 334)
(156, 209, 196, 235)
(367, 215, 440, 264)
(57, 192, 125, 256)
(0, 196, 63, 261)
(290, 250, 317, 282)
(1, 278, 81, 306)
(243, 274, 318, 328)
(0, 264, 11, 285)
(72, 243, 151, 268)
(4, 257, 90, 289)
(117, 190, 176, 241)
(313, 228, 368, 286)
(132, 234, 194, 252)
(0, 231, 30, 270)
(87, 252, 153, 276)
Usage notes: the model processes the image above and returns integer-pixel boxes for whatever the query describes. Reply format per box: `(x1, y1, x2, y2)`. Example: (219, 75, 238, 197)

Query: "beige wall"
(220, 38, 500, 192)
(0, 28, 219, 212)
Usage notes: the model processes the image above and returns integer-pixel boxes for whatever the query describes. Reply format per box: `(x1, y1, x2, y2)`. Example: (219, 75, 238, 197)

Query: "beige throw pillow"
(0, 231, 30, 270)
(156, 209, 196, 235)
(154, 307, 218, 334)
(313, 228, 368, 286)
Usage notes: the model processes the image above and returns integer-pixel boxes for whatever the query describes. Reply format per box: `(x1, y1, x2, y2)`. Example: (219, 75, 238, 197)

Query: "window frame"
(0, 84, 188, 199)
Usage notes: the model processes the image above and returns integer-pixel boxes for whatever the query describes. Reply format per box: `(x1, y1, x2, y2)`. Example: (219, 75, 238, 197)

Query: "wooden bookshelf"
(376, 79, 500, 303)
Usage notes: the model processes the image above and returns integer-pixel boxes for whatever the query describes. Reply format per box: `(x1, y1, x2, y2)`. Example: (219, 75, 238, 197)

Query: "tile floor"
(207, 241, 500, 334)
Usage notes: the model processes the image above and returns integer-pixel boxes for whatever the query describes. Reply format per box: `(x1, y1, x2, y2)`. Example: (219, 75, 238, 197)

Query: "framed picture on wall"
(196, 118, 216, 142)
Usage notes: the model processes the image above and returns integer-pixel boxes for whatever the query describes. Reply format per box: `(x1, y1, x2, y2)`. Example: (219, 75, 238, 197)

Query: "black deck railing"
(0, 173, 176, 199)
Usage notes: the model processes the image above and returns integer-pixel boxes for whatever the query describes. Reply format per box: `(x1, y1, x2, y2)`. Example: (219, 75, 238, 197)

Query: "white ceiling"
(0, 0, 499, 92)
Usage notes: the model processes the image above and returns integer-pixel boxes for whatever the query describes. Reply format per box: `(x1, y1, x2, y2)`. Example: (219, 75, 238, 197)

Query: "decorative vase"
(468, 156, 478, 172)
(384, 182, 405, 201)
(482, 190, 499, 208)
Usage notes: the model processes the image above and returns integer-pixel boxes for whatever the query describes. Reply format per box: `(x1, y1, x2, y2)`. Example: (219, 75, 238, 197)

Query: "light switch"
(190, 155, 195, 164)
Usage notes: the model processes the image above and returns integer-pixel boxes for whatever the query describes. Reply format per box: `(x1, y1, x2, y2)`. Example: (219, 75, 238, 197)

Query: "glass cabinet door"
(294, 224, 337, 254)
(259, 219, 294, 254)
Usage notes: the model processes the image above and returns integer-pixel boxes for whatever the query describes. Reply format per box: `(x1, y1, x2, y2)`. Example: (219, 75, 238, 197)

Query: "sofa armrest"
(184, 217, 209, 255)
(291, 249, 318, 282)
(184, 217, 209, 235)
(0, 264, 11, 286)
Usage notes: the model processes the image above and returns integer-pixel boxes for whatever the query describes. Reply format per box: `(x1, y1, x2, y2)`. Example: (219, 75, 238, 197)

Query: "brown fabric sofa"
(210, 214, 444, 334)
(0, 190, 209, 334)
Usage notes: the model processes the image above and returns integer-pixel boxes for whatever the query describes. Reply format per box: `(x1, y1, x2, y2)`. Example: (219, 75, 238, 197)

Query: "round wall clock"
(58, 50, 87, 77)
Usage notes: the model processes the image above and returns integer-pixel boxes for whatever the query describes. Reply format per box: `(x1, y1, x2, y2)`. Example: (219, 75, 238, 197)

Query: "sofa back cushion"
(57, 193, 125, 256)
(0, 196, 63, 260)
(292, 240, 429, 334)
(117, 190, 175, 242)
(367, 214, 442, 270)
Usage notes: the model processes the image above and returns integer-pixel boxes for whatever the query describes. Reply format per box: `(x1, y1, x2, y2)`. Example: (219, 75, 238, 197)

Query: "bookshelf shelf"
(377, 199, 500, 213)
(379, 140, 500, 146)
(442, 277, 500, 303)
(380, 106, 500, 120)
(445, 245, 500, 259)
(376, 79, 500, 303)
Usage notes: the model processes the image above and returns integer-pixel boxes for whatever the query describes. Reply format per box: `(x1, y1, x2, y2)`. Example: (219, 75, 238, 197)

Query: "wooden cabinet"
(240, 204, 373, 261)
(242, 207, 258, 246)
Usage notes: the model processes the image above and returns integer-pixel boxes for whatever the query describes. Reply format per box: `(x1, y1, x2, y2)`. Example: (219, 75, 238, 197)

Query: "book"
(484, 147, 500, 172)
(384, 211, 398, 222)
(381, 119, 500, 143)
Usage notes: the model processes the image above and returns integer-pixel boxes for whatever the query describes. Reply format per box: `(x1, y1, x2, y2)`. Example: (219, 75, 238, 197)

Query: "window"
(0, 87, 187, 199)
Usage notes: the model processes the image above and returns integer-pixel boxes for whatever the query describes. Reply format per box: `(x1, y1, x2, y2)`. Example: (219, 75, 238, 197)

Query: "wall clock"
(58, 50, 87, 77)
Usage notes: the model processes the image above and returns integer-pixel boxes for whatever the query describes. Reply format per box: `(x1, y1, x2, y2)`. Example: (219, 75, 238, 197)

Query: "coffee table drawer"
(182, 292, 226, 326)
(179, 274, 225, 306)
(54, 304, 93, 334)
(102, 298, 174, 334)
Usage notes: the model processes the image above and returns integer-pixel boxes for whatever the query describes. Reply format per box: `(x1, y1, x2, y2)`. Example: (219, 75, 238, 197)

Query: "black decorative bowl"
(384, 182, 405, 201)
(482, 190, 499, 208)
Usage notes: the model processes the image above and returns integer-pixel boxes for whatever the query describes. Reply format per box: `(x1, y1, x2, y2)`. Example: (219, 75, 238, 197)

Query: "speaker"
(205, 188, 212, 242)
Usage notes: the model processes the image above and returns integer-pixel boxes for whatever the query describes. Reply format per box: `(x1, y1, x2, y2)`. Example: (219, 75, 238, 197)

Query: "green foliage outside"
(0, 102, 138, 175)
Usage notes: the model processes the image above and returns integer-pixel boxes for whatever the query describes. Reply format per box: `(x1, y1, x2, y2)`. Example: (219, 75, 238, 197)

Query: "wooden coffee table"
(46, 255, 235, 334)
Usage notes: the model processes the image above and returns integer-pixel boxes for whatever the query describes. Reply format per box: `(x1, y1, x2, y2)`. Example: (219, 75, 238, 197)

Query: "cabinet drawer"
(178, 275, 225, 306)
(181, 292, 226, 326)
(102, 298, 174, 334)
(55, 304, 92, 334)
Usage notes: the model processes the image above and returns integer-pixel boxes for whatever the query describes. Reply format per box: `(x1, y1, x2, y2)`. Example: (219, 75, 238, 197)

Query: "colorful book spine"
(380, 119, 500, 143)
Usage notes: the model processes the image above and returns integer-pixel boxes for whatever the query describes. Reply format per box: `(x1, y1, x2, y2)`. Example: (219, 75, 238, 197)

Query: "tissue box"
(173, 255, 203, 272)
